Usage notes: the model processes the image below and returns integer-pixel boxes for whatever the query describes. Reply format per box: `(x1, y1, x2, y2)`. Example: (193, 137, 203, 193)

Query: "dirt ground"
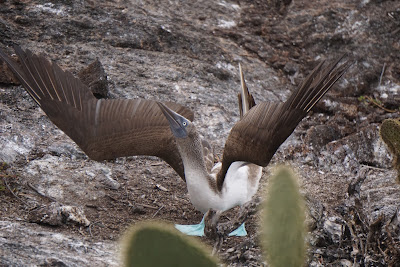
(1, 0, 400, 266)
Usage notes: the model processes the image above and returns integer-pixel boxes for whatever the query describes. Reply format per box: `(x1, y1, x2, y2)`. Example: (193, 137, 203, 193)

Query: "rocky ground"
(0, 0, 399, 266)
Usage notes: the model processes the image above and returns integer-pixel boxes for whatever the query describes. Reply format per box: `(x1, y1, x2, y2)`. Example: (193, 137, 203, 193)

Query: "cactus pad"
(121, 222, 218, 267)
(380, 118, 400, 181)
(262, 166, 307, 267)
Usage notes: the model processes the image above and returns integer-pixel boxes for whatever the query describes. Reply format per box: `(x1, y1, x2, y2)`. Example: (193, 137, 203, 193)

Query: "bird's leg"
(205, 197, 262, 238)
(203, 210, 225, 254)
(204, 209, 222, 239)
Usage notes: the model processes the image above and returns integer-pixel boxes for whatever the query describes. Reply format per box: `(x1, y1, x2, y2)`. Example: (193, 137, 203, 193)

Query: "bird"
(0, 45, 351, 236)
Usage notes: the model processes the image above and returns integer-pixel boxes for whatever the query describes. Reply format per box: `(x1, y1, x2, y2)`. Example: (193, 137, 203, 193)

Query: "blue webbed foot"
(228, 222, 247, 236)
(175, 216, 206, 236)
(175, 215, 247, 237)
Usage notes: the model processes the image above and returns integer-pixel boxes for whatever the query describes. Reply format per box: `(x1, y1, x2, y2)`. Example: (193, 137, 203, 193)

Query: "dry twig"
(2, 175, 25, 204)
(27, 182, 57, 202)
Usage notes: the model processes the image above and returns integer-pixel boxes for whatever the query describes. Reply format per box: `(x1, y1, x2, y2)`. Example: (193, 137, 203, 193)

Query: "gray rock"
(1, 0, 399, 266)
(0, 220, 118, 266)
(28, 202, 90, 227)
(78, 59, 109, 99)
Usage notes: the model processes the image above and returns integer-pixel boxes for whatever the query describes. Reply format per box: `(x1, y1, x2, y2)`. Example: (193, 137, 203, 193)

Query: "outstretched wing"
(216, 56, 351, 190)
(0, 46, 194, 180)
(237, 63, 256, 119)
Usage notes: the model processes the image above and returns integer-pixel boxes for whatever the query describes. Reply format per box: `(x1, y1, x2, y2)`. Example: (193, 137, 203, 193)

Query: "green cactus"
(380, 118, 400, 182)
(121, 222, 218, 267)
(121, 166, 308, 266)
(261, 166, 307, 267)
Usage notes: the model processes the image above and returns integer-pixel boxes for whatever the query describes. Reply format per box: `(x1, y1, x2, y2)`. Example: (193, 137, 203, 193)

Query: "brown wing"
(237, 63, 256, 119)
(216, 55, 351, 190)
(0, 46, 194, 180)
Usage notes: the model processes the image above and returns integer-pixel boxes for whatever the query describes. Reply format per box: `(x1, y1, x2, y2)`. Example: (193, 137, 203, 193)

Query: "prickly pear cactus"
(380, 118, 400, 182)
(262, 166, 307, 267)
(121, 222, 218, 267)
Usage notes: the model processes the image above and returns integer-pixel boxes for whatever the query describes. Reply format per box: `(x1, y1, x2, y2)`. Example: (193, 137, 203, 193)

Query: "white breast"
(220, 161, 262, 211)
(186, 161, 262, 213)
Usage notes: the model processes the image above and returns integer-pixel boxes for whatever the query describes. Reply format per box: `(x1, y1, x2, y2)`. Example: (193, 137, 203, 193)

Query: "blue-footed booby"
(0, 46, 350, 236)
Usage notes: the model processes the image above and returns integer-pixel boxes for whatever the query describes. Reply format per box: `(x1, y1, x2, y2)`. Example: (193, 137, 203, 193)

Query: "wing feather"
(216, 56, 351, 190)
(0, 46, 194, 180)
(237, 63, 256, 119)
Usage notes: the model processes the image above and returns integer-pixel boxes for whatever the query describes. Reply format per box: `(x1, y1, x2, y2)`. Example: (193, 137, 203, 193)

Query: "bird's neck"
(178, 135, 208, 175)
(175, 128, 263, 213)
(175, 130, 220, 212)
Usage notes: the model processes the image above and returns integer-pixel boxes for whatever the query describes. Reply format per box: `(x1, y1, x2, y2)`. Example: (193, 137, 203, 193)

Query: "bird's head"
(157, 102, 192, 139)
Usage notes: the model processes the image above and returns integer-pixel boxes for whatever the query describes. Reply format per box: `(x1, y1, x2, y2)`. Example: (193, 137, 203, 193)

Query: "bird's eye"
(182, 121, 187, 126)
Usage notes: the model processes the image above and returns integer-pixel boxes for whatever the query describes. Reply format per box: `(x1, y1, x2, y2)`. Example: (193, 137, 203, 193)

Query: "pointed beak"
(157, 102, 188, 138)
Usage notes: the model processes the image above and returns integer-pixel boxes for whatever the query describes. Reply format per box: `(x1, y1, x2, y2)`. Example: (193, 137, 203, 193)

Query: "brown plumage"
(0, 46, 351, 194)
(216, 55, 351, 191)
(237, 63, 256, 119)
(0, 46, 193, 180)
